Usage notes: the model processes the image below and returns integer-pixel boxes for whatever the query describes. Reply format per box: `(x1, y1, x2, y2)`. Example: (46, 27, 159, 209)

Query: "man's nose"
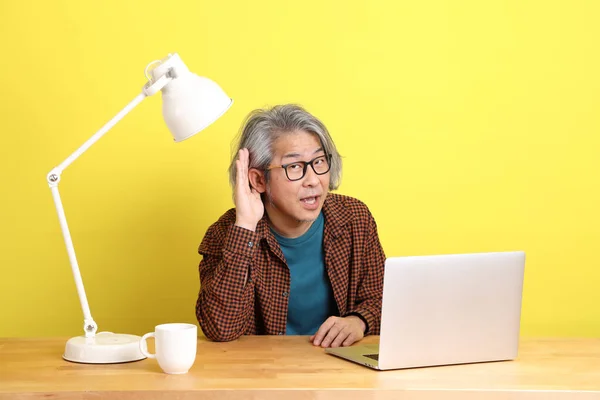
(302, 164, 320, 186)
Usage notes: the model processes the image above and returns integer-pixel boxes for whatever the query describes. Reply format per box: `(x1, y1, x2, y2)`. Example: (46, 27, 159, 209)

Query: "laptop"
(325, 251, 525, 370)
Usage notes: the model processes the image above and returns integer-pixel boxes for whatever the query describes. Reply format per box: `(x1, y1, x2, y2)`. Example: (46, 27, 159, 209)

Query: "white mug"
(139, 323, 197, 374)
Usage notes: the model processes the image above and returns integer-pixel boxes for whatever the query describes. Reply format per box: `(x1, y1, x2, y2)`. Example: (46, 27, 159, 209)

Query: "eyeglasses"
(266, 154, 332, 181)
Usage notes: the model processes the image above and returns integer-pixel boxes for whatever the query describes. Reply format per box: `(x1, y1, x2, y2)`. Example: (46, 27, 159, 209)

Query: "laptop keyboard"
(363, 353, 379, 361)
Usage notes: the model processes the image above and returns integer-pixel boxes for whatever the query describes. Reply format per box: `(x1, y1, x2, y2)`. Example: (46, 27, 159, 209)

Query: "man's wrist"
(235, 220, 257, 232)
(346, 314, 366, 333)
(345, 312, 368, 334)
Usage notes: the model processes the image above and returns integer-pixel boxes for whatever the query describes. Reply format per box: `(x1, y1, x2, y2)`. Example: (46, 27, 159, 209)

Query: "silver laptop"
(326, 251, 525, 370)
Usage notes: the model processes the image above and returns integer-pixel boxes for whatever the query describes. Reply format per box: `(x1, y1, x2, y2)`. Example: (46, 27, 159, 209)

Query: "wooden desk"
(1, 336, 599, 399)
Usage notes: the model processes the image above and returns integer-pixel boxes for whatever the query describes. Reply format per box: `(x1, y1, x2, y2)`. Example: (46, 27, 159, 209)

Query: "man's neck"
(266, 211, 315, 239)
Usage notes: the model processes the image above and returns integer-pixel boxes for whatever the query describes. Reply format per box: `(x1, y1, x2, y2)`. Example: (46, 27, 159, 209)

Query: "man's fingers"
(236, 149, 252, 192)
(312, 317, 337, 346)
(312, 325, 331, 346)
(329, 328, 350, 348)
(235, 155, 244, 184)
(320, 324, 342, 348)
(342, 332, 357, 347)
(239, 149, 248, 178)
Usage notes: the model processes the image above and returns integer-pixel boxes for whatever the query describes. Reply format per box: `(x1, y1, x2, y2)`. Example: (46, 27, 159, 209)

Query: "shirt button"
(278, 332, 284, 335)
(248, 241, 253, 247)
(283, 291, 288, 298)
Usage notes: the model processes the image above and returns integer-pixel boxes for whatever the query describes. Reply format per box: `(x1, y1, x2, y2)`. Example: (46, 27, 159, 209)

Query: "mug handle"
(139, 332, 156, 359)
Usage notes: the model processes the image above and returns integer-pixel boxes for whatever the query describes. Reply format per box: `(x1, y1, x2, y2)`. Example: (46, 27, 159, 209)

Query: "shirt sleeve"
(345, 212, 386, 335)
(195, 222, 258, 341)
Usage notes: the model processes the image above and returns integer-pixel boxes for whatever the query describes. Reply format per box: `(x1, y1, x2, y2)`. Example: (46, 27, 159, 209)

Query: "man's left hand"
(310, 315, 365, 348)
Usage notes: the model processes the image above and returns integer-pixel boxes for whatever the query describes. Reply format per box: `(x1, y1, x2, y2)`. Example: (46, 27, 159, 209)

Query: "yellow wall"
(1, 0, 598, 338)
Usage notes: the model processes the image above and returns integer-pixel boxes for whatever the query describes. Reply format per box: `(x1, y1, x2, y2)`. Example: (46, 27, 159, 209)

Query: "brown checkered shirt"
(195, 193, 386, 341)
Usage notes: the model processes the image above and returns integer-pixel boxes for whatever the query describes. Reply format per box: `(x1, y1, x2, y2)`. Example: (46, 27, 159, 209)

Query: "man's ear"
(248, 168, 266, 193)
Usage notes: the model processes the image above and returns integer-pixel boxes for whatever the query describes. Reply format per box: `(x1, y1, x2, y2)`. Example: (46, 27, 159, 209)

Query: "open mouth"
(300, 196, 319, 205)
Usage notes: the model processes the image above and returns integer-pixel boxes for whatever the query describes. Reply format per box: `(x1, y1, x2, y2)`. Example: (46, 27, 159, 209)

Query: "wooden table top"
(1, 336, 599, 399)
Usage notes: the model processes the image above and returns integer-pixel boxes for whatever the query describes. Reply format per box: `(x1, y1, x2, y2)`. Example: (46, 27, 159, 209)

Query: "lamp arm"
(48, 72, 173, 180)
(46, 92, 148, 337)
(49, 93, 146, 179)
(45, 69, 174, 337)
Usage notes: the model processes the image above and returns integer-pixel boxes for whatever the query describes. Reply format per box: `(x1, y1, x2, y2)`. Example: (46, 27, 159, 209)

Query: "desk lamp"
(46, 53, 232, 363)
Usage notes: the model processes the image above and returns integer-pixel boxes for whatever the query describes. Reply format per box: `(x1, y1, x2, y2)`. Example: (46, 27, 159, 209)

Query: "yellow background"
(0, 0, 598, 338)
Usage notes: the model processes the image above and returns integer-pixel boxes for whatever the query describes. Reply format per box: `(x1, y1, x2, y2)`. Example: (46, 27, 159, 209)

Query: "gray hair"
(228, 104, 342, 191)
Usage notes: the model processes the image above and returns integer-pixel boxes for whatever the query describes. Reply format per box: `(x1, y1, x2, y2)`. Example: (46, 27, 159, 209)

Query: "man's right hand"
(234, 148, 264, 232)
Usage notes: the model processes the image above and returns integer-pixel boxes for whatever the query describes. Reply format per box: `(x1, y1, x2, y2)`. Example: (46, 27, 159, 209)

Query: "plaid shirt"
(195, 193, 386, 341)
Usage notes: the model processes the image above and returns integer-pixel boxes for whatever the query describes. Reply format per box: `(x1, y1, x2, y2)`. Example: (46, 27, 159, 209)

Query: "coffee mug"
(139, 323, 197, 374)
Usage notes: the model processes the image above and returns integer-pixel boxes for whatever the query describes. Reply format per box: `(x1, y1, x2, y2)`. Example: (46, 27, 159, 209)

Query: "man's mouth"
(300, 196, 319, 205)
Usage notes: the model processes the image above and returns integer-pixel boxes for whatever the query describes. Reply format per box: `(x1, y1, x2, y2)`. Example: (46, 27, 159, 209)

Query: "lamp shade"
(150, 53, 233, 142)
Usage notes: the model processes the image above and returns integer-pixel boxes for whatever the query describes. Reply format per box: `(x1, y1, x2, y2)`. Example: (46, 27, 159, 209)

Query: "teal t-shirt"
(271, 212, 338, 335)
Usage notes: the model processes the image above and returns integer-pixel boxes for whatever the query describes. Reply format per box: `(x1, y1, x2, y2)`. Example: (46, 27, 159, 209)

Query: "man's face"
(264, 130, 330, 236)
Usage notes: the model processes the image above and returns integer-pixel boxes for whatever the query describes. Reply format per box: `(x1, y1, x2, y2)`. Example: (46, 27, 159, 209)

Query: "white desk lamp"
(46, 53, 232, 364)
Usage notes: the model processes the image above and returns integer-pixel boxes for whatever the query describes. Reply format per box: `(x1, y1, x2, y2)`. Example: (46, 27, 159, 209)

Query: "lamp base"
(63, 332, 146, 364)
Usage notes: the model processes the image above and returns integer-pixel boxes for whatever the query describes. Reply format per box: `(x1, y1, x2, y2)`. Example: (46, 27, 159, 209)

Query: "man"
(196, 104, 385, 348)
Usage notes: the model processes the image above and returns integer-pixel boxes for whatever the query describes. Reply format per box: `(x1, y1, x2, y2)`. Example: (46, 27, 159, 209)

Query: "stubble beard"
(265, 186, 317, 225)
